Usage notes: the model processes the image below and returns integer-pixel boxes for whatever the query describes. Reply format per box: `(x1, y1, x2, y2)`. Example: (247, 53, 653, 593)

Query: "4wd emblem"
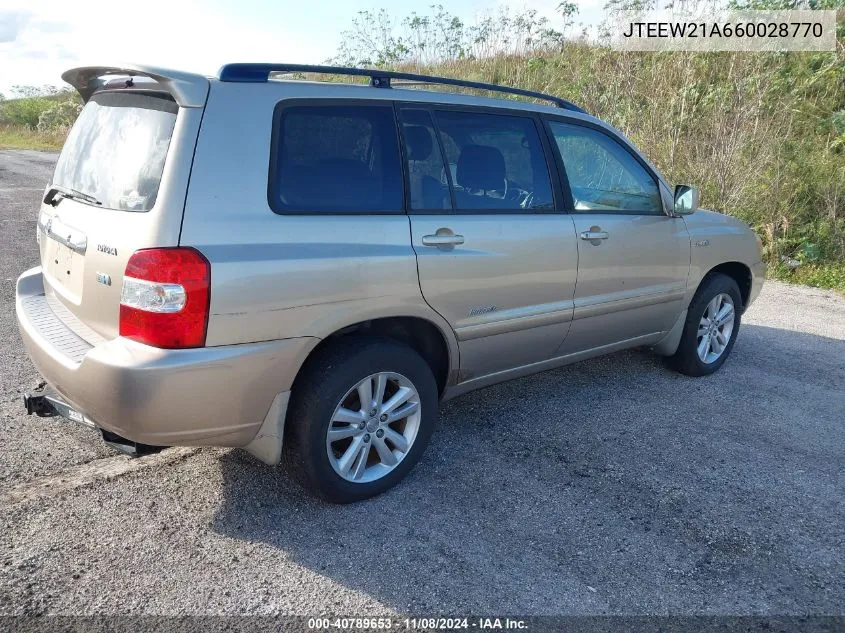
(97, 244, 118, 256)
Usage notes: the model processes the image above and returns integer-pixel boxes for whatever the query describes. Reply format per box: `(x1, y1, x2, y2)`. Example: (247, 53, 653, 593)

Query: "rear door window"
(432, 110, 554, 211)
(399, 109, 451, 210)
(52, 91, 177, 212)
(270, 103, 403, 214)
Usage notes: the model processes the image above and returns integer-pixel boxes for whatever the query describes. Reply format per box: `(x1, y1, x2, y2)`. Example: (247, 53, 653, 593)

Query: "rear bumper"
(16, 267, 318, 447)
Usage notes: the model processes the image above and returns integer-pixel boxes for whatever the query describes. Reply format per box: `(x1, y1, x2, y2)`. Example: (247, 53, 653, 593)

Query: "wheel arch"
(700, 262, 752, 311)
(298, 316, 457, 397)
(244, 314, 456, 467)
(655, 260, 751, 358)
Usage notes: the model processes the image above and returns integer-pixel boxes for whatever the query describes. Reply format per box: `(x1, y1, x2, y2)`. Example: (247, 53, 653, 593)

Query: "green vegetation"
(0, 124, 67, 151)
(0, 86, 80, 151)
(0, 3, 842, 292)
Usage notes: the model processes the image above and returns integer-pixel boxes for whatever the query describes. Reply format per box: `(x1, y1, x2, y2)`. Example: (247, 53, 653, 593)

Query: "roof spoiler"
(61, 64, 209, 108)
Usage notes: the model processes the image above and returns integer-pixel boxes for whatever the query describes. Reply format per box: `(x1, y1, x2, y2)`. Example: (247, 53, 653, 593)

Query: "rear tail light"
(119, 248, 210, 349)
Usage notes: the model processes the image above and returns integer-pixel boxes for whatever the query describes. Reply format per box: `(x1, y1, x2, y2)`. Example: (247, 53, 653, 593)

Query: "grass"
(0, 124, 66, 151)
(769, 262, 845, 294)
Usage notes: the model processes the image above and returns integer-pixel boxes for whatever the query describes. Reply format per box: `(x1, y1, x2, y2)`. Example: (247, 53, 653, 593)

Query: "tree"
(557, 1, 579, 36)
(332, 9, 410, 67)
(332, 4, 571, 67)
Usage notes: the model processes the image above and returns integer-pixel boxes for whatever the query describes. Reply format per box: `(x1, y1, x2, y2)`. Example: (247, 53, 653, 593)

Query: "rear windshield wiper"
(44, 185, 102, 207)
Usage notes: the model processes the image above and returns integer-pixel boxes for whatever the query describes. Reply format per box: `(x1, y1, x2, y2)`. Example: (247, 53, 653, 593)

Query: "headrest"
(456, 145, 505, 191)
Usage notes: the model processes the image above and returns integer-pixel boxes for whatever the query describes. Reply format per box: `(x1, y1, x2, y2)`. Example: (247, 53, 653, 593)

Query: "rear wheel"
(670, 273, 742, 377)
(284, 336, 438, 503)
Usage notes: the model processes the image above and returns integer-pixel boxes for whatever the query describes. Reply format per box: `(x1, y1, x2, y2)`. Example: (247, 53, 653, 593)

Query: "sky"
(0, 0, 606, 97)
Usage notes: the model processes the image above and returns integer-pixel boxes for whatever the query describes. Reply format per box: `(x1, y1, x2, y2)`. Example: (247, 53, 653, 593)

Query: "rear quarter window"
(269, 103, 404, 214)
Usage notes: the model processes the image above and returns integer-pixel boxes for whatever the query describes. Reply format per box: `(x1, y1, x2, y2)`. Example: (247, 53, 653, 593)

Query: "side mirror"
(673, 185, 699, 216)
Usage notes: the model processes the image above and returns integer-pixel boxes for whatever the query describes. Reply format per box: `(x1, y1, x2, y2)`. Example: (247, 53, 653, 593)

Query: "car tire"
(670, 273, 743, 377)
(284, 336, 439, 503)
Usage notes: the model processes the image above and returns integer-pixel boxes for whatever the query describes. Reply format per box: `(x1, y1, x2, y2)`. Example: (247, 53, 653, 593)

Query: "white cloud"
(0, 0, 335, 94)
(0, 10, 31, 43)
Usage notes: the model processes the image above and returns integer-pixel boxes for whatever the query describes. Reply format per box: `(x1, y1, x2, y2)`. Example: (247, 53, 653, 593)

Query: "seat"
(455, 144, 508, 209)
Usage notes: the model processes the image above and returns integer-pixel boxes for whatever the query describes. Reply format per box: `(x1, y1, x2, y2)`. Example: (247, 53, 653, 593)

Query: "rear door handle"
(422, 233, 465, 247)
(579, 230, 609, 241)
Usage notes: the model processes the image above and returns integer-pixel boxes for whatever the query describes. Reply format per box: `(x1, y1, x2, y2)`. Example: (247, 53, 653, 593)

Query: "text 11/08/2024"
(307, 617, 528, 630)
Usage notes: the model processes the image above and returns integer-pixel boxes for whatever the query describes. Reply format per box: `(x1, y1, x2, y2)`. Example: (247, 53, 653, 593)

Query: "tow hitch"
(22, 390, 164, 457)
(23, 391, 91, 424)
(23, 391, 52, 416)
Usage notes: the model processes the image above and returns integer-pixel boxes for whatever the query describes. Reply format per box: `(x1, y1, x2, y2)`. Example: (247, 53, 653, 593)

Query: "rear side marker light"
(119, 247, 210, 349)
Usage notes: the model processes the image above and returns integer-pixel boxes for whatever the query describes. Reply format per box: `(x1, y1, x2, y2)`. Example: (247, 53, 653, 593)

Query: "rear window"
(270, 103, 403, 214)
(52, 92, 177, 212)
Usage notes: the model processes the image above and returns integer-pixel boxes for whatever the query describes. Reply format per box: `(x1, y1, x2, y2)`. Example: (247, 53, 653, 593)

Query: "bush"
(0, 86, 79, 130)
(37, 99, 83, 133)
(0, 97, 57, 128)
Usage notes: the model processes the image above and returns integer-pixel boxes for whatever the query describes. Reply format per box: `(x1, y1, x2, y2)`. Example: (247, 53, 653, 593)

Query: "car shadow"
(211, 324, 845, 614)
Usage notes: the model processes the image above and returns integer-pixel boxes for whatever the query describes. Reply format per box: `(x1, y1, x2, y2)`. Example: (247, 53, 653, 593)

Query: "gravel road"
(0, 149, 843, 617)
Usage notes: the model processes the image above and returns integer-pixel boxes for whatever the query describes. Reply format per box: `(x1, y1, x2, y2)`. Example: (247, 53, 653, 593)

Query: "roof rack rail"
(217, 63, 586, 114)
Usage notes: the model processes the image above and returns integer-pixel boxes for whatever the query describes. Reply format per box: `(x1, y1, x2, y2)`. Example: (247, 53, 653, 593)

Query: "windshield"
(52, 91, 178, 212)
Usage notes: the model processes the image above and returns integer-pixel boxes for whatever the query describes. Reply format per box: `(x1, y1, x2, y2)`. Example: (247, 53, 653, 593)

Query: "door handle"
(579, 230, 609, 241)
(422, 233, 465, 247)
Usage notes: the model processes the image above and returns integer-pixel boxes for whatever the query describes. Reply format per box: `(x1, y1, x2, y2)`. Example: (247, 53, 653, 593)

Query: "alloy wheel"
(326, 372, 422, 483)
(696, 293, 735, 364)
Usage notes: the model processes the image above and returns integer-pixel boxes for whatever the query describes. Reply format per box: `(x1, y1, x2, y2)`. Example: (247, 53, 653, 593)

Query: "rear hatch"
(37, 79, 203, 342)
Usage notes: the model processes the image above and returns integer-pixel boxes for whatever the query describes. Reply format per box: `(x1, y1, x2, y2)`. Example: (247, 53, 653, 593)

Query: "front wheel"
(670, 273, 742, 377)
(284, 336, 438, 503)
